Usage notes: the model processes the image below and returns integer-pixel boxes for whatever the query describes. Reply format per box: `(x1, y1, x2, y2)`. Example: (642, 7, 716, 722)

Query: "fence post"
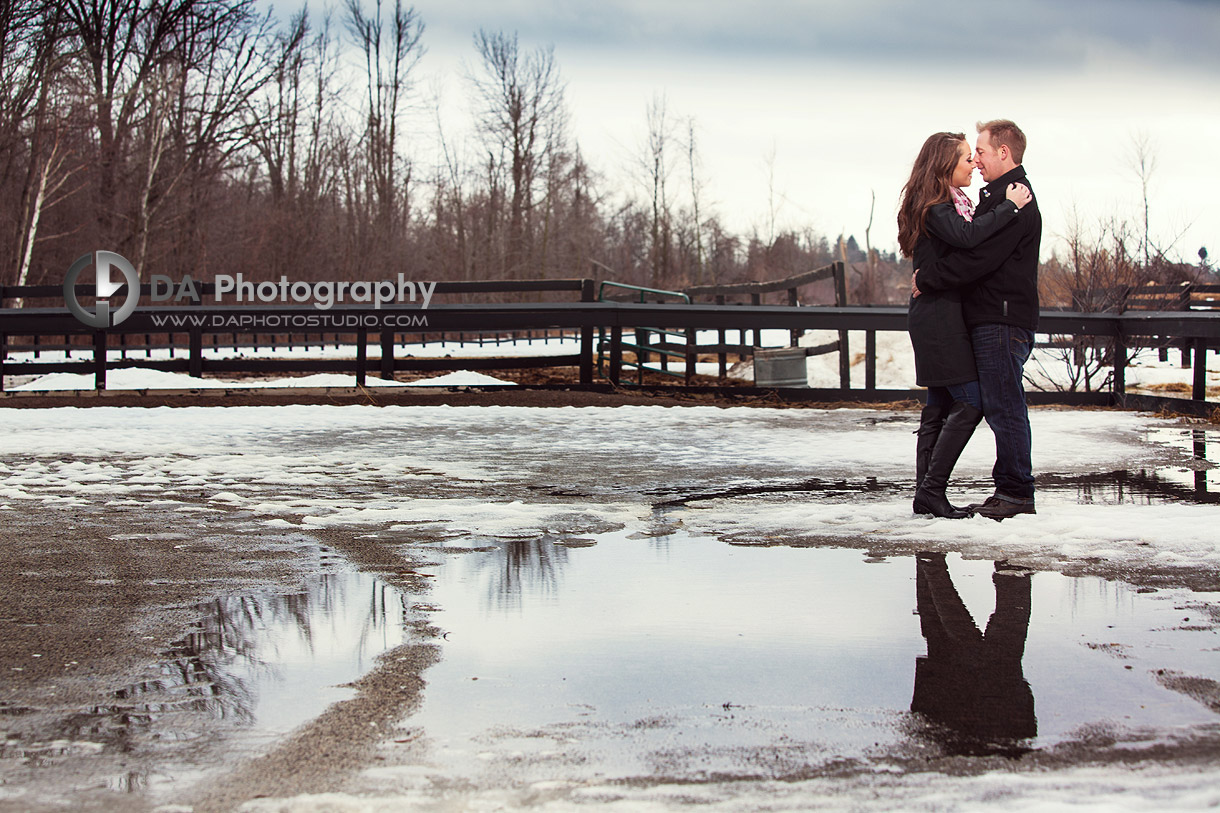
(0, 331, 6, 391)
(716, 294, 727, 380)
(838, 332, 851, 390)
(356, 328, 367, 387)
(750, 292, 761, 348)
(635, 327, 647, 385)
(380, 330, 395, 380)
(685, 327, 696, 386)
(1194, 338, 1208, 401)
(580, 327, 594, 384)
(1195, 430, 1208, 494)
(788, 286, 800, 346)
(1113, 335, 1126, 405)
(580, 276, 595, 384)
(865, 330, 876, 391)
(189, 329, 203, 378)
(93, 330, 107, 391)
(608, 325, 623, 385)
(834, 261, 850, 390)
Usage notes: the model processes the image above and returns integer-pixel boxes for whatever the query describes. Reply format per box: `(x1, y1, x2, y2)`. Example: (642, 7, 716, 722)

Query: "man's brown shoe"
(975, 495, 1036, 521)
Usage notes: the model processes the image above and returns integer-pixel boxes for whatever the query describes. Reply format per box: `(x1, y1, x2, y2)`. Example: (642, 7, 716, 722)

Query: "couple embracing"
(898, 119, 1042, 521)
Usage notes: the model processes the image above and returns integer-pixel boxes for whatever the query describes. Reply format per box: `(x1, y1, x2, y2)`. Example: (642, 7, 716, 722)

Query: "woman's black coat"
(908, 199, 1019, 387)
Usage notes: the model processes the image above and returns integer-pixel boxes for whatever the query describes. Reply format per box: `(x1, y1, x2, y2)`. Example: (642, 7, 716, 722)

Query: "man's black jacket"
(913, 166, 1042, 331)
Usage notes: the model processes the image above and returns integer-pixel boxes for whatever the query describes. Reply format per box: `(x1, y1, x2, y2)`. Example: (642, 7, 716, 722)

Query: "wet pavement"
(392, 535, 1220, 777)
(11, 534, 1220, 810)
(0, 405, 1218, 810)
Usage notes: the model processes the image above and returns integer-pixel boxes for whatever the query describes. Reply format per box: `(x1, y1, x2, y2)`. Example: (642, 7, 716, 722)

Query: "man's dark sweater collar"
(979, 165, 1028, 201)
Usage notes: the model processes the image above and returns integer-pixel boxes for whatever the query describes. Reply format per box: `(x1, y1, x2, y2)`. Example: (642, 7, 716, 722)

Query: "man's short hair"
(977, 119, 1026, 164)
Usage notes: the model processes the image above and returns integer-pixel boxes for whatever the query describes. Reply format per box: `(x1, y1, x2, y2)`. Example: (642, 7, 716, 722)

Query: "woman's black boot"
(913, 401, 984, 518)
(914, 402, 952, 488)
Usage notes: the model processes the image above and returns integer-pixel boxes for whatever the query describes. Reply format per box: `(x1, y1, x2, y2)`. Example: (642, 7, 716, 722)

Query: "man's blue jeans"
(970, 324, 1035, 500)
(926, 380, 982, 411)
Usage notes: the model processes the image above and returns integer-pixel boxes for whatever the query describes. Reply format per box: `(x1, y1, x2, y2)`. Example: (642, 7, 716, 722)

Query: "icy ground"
(1, 403, 1220, 809)
(1, 404, 1215, 574)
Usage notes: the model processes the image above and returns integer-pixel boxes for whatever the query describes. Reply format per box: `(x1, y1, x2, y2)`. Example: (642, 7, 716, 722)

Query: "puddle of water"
(61, 528, 1220, 795)
(182, 571, 411, 743)
(400, 532, 1220, 783)
(75, 569, 412, 759)
(1152, 426, 1220, 496)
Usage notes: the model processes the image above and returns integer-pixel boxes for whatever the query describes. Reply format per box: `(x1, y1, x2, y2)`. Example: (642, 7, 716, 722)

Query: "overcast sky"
(270, 0, 1220, 265)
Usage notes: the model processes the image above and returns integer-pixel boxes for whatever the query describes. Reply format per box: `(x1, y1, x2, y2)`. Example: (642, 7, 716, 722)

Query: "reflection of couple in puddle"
(911, 552, 1037, 756)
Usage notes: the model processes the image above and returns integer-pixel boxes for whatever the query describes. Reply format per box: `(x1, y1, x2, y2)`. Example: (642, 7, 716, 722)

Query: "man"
(913, 120, 1042, 520)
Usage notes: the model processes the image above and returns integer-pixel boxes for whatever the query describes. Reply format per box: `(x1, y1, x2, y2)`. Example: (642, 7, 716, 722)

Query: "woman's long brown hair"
(897, 132, 966, 258)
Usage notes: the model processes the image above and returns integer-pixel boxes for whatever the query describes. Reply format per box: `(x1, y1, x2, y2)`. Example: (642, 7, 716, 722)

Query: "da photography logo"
(65, 251, 140, 328)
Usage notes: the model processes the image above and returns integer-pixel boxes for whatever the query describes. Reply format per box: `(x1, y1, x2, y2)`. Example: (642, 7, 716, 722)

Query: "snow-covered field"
(5, 328, 1217, 394)
(2, 403, 1214, 574)
(7, 367, 516, 390)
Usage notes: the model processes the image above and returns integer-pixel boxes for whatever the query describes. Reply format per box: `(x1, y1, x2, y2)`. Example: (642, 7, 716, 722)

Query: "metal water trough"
(753, 346, 809, 388)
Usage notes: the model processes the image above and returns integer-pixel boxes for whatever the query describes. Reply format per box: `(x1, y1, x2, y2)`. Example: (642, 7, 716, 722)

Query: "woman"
(897, 132, 1032, 518)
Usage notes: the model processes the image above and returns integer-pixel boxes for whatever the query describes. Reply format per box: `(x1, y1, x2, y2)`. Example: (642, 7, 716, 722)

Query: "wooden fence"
(1072, 282, 1220, 313)
(1, 267, 1217, 415)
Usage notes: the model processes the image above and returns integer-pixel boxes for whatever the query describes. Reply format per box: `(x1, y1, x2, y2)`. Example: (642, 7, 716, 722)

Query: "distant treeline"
(1, 0, 923, 304)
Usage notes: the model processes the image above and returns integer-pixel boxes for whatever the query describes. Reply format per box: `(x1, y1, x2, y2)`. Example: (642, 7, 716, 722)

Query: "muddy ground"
(0, 483, 452, 812)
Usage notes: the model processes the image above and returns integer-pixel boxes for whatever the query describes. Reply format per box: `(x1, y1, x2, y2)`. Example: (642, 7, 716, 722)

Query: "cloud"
(409, 0, 1220, 76)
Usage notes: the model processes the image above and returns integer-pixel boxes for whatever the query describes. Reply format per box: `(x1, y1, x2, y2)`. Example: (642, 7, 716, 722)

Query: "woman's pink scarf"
(951, 187, 975, 222)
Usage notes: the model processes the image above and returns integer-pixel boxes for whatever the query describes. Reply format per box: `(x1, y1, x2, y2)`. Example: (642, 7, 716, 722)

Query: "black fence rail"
(0, 277, 596, 305)
(0, 277, 596, 375)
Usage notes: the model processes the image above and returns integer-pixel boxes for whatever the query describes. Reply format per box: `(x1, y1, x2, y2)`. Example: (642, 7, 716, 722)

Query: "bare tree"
(152, 0, 278, 275)
(469, 29, 566, 277)
(535, 112, 569, 277)
(130, 63, 179, 273)
(345, 0, 424, 260)
(762, 141, 779, 250)
(684, 115, 705, 284)
(1129, 131, 1156, 270)
(0, 1, 83, 291)
(56, 0, 276, 274)
(432, 93, 472, 279)
(855, 189, 881, 302)
(60, 0, 196, 249)
(300, 13, 342, 211)
(247, 9, 308, 206)
(643, 92, 672, 286)
(1032, 210, 1153, 392)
